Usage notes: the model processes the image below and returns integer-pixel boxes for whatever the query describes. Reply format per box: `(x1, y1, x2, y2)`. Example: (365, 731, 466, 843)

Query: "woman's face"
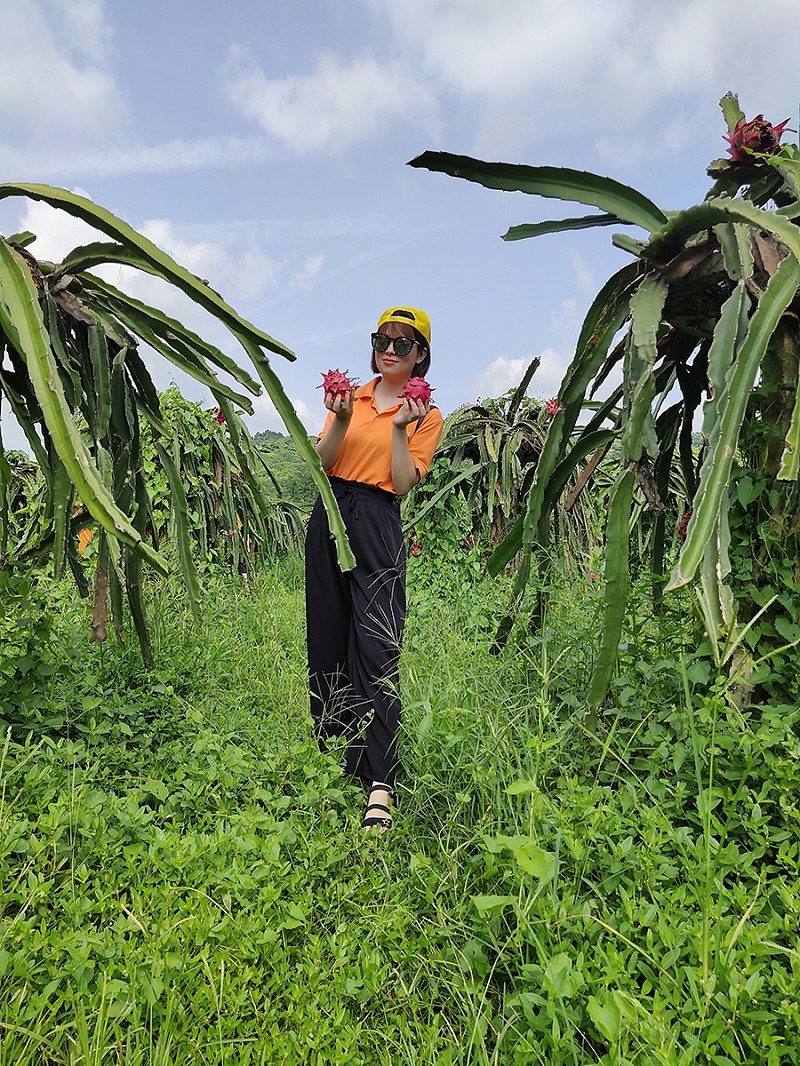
(372, 321, 426, 380)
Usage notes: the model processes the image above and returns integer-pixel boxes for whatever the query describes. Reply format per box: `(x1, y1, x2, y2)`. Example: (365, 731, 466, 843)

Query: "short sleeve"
(317, 409, 335, 442)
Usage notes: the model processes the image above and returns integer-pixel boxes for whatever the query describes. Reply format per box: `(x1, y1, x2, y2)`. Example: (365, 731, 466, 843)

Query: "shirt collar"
(357, 376, 402, 411)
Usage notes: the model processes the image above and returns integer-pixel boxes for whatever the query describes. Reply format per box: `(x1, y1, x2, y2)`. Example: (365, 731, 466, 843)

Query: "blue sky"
(2, 0, 798, 446)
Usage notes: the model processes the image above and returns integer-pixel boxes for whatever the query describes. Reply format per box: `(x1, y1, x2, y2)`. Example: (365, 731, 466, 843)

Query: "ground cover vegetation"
(2, 535, 800, 1064)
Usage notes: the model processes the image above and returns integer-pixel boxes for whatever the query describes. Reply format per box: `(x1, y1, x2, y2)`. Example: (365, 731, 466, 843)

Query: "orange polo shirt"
(320, 377, 443, 495)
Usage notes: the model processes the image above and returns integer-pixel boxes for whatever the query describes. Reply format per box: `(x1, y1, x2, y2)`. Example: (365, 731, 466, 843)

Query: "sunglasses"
(370, 332, 422, 358)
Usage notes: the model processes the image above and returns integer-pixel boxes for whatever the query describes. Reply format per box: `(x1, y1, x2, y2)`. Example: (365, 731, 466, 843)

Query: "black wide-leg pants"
(305, 477, 406, 788)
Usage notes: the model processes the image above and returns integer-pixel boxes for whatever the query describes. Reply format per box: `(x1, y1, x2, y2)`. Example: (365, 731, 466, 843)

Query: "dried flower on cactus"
(318, 369, 358, 401)
(724, 115, 791, 163)
(402, 377, 433, 403)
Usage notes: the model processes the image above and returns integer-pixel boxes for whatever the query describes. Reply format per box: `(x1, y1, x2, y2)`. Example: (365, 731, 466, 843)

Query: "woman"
(305, 306, 443, 831)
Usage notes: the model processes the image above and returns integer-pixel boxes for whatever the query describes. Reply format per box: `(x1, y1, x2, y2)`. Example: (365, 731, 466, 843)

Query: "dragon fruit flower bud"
(402, 377, 433, 403)
(318, 368, 358, 400)
(724, 115, 791, 163)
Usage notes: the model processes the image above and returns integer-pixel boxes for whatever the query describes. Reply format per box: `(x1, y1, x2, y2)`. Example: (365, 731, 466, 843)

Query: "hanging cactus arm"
(407, 153, 668, 233)
(621, 275, 668, 464)
(701, 284, 749, 446)
(646, 197, 800, 265)
(777, 387, 800, 480)
(486, 265, 638, 584)
(0, 185, 294, 360)
(713, 222, 755, 282)
(215, 395, 276, 519)
(0, 240, 167, 574)
(233, 330, 356, 571)
(50, 454, 72, 580)
(76, 271, 263, 396)
(561, 263, 641, 404)
(719, 92, 746, 133)
(503, 214, 623, 240)
(81, 280, 256, 412)
(154, 441, 201, 618)
(588, 467, 636, 713)
(747, 150, 800, 201)
(0, 439, 9, 557)
(667, 251, 800, 591)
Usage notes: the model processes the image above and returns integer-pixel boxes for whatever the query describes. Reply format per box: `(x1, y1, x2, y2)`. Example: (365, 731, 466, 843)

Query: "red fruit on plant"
(318, 368, 358, 400)
(544, 397, 560, 417)
(678, 511, 692, 542)
(214, 408, 225, 424)
(402, 377, 433, 403)
(724, 115, 790, 163)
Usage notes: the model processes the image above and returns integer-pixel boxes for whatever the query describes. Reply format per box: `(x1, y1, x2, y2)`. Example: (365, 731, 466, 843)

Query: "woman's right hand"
(325, 391, 354, 421)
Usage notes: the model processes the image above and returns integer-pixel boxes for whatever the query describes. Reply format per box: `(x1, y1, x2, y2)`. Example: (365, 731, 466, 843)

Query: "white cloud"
(470, 356, 529, 402)
(0, 0, 123, 137)
(568, 249, 595, 295)
(375, 0, 800, 158)
(384, 0, 617, 101)
(252, 391, 317, 434)
(221, 46, 436, 154)
(290, 254, 326, 291)
(11, 199, 284, 307)
(14, 192, 102, 259)
(469, 349, 567, 403)
(0, 135, 276, 180)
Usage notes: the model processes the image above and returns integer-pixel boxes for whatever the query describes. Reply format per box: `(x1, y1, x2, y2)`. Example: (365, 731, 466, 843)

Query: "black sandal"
(362, 802, 393, 831)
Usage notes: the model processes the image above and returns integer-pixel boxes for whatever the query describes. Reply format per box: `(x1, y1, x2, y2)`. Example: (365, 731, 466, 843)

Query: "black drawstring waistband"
(328, 477, 400, 520)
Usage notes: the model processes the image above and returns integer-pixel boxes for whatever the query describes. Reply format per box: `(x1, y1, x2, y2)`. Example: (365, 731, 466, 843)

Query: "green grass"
(2, 553, 800, 1064)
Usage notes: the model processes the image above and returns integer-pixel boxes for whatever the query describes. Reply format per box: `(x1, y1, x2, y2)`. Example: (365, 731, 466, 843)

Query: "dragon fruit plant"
(410, 91, 800, 711)
(318, 368, 358, 401)
(0, 182, 357, 661)
(402, 377, 434, 403)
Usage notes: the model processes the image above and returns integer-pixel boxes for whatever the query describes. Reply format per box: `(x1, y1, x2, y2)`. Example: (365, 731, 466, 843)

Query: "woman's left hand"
(393, 397, 430, 429)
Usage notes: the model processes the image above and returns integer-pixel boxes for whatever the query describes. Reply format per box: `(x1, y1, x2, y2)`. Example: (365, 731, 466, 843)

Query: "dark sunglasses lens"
(371, 333, 390, 352)
(393, 338, 414, 356)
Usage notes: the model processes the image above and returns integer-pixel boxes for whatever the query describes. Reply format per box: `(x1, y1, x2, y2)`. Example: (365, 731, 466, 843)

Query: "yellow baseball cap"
(376, 306, 431, 348)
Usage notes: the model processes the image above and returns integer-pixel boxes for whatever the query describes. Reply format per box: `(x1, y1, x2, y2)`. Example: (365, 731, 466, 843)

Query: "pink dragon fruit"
(724, 114, 790, 163)
(318, 368, 358, 401)
(402, 377, 433, 403)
